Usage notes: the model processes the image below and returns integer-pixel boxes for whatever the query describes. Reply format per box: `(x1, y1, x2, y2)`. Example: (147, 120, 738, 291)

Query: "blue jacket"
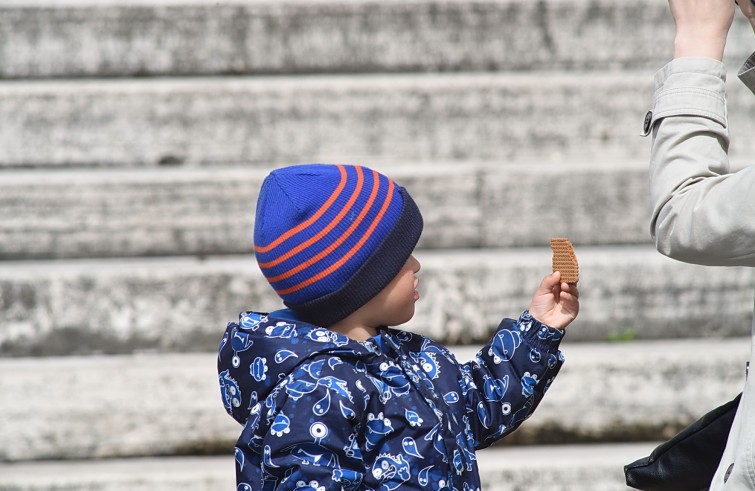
(217, 310, 565, 491)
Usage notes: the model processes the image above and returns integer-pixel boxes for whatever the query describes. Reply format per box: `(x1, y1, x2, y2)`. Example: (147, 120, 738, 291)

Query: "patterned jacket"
(217, 309, 565, 491)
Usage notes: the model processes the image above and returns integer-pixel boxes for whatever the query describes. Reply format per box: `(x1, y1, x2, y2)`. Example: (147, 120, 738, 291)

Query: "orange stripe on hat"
(266, 168, 381, 284)
(274, 175, 395, 295)
(257, 166, 365, 269)
(254, 164, 348, 254)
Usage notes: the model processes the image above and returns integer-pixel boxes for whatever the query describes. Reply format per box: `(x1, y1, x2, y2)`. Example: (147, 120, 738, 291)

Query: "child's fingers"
(560, 282, 579, 298)
(537, 271, 561, 292)
(560, 290, 579, 304)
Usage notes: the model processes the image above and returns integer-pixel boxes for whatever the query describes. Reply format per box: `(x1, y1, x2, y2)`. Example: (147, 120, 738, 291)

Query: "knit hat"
(253, 164, 424, 327)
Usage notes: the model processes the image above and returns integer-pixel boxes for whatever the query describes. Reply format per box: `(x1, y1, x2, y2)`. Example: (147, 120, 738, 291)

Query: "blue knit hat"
(253, 164, 424, 327)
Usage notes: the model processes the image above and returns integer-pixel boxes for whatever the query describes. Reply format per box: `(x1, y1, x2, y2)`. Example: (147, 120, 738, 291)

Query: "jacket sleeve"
(646, 55, 755, 267)
(460, 310, 564, 449)
(236, 361, 368, 491)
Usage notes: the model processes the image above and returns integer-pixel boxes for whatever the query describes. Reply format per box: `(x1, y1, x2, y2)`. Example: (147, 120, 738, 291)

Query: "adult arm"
(647, 0, 755, 266)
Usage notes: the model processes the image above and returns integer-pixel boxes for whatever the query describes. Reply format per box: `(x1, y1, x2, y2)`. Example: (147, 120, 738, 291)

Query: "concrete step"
(1, 246, 752, 356)
(2, 71, 754, 167)
(0, 0, 752, 79)
(0, 340, 747, 461)
(0, 443, 655, 490)
(0, 161, 656, 260)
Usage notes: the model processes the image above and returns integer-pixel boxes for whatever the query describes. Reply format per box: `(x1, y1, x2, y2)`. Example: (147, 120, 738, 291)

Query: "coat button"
(642, 111, 653, 136)
(725, 462, 735, 482)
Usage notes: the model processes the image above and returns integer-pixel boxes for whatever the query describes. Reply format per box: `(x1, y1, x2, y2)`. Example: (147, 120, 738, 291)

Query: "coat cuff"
(517, 310, 565, 353)
(642, 57, 727, 136)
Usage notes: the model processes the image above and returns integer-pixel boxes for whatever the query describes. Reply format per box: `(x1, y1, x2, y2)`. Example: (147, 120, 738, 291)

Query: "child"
(217, 163, 579, 491)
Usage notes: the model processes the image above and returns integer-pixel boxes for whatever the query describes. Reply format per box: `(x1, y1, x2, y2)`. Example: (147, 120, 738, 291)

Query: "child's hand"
(528, 272, 579, 330)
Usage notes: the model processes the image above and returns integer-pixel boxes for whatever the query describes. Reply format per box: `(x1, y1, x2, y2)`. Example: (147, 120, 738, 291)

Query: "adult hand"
(669, 0, 735, 60)
(528, 272, 579, 330)
(736, 0, 755, 34)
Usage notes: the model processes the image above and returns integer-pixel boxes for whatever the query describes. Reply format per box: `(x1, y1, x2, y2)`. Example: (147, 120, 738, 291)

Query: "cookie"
(550, 238, 579, 283)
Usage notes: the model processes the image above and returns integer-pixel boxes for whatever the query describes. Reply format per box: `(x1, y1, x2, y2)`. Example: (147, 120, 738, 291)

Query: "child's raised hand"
(528, 272, 579, 330)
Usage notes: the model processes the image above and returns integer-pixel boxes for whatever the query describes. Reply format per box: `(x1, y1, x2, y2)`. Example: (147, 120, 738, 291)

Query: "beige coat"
(646, 54, 755, 489)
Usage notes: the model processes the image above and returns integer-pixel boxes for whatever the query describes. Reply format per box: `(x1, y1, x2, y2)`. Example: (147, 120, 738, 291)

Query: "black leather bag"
(624, 393, 741, 491)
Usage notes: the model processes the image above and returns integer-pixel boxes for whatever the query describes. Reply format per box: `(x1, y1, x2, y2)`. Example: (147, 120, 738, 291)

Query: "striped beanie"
(253, 164, 424, 327)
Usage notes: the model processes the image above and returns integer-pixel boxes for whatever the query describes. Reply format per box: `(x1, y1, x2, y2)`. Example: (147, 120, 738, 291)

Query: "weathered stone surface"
(0, 162, 658, 259)
(0, 0, 751, 78)
(0, 164, 481, 259)
(1, 0, 750, 483)
(480, 160, 652, 248)
(0, 456, 236, 491)
(0, 353, 236, 462)
(1, 72, 753, 167)
(462, 339, 749, 446)
(413, 246, 755, 344)
(0, 444, 649, 490)
(0, 168, 263, 260)
(0, 340, 745, 461)
(476, 443, 654, 491)
(1, 246, 752, 356)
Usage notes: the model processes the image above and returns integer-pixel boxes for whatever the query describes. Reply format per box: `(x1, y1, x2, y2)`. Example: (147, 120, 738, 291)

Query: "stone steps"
(2, 71, 754, 167)
(1, 247, 753, 356)
(2, 0, 753, 485)
(0, 161, 655, 259)
(0, 340, 746, 462)
(0, 0, 752, 79)
(0, 443, 654, 490)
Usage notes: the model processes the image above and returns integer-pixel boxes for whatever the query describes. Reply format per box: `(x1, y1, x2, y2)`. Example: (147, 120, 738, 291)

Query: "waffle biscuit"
(550, 238, 579, 283)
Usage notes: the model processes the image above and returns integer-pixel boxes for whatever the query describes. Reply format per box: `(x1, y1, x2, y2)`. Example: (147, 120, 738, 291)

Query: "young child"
(217, 163, 579, 491)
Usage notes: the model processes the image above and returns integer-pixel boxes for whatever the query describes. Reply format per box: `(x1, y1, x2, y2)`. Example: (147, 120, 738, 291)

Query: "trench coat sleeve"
(646, 55, 755, 267)
(460, 310, 565, 449)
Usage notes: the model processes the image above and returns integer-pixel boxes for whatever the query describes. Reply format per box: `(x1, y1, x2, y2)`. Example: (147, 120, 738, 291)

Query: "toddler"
(217, 163, 579, 491)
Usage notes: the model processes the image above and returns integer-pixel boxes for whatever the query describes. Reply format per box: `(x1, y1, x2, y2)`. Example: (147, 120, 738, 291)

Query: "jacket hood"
(217, 310, 382, 424)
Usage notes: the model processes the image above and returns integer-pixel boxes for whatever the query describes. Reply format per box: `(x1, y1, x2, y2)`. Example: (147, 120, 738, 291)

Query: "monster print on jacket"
(218, 310, 564, 490)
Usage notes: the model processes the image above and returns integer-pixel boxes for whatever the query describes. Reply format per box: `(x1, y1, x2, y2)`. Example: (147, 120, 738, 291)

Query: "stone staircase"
(1, 1, 754, 490)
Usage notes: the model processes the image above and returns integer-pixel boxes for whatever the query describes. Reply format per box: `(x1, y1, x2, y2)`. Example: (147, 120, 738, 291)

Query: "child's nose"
(410, 255, 421, 273)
